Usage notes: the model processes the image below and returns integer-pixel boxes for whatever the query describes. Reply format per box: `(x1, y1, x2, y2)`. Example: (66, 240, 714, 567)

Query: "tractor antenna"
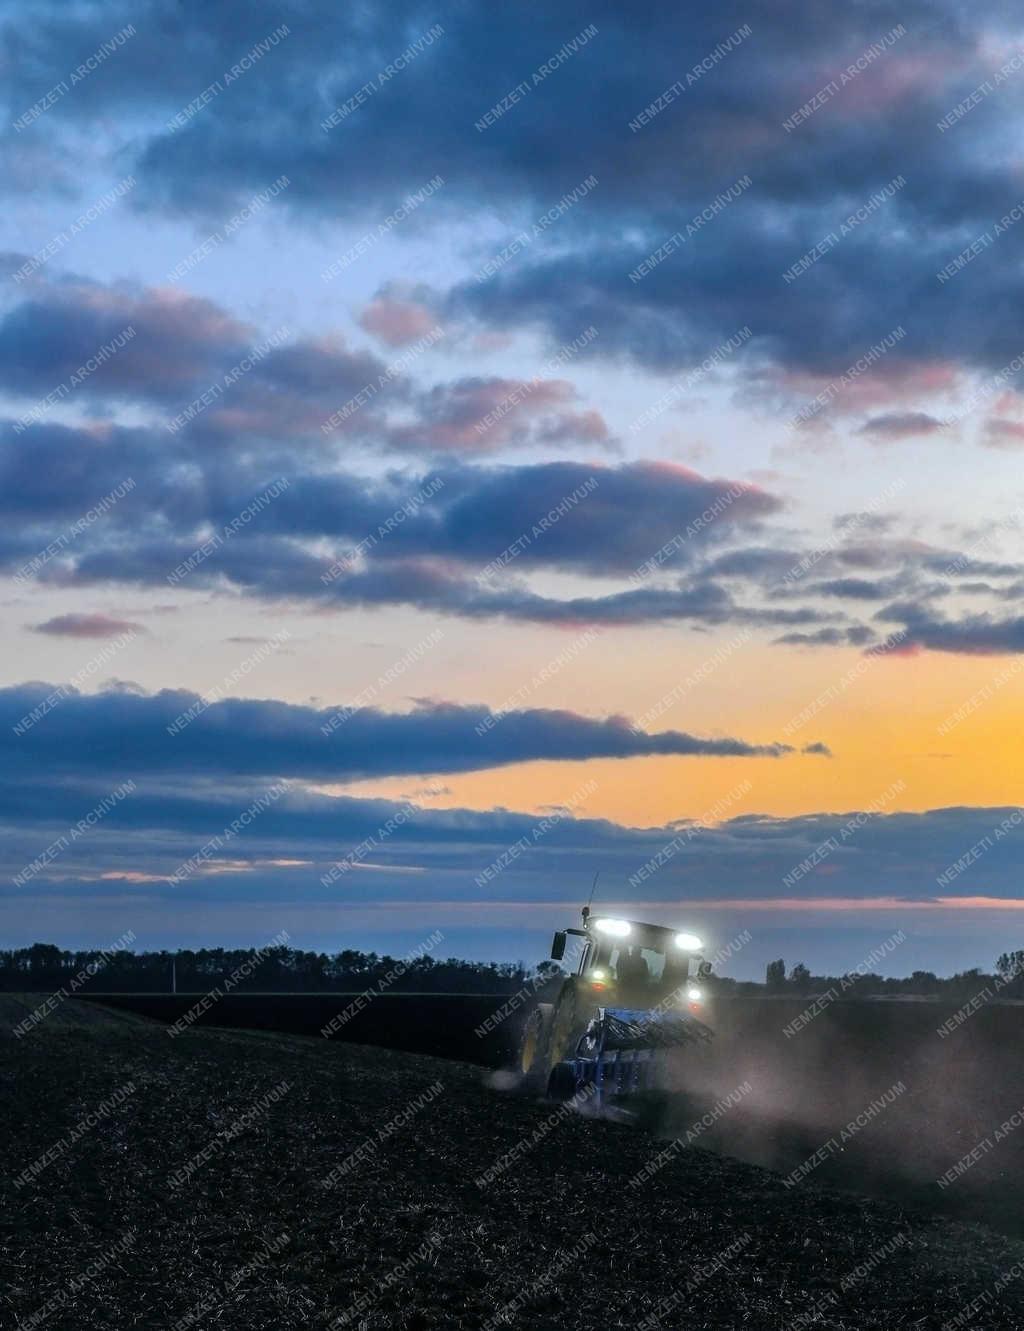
(583, 871, 600, 923)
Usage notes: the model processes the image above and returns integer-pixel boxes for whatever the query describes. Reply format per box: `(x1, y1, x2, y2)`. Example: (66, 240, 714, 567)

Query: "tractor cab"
(550, 906, 712, 1012)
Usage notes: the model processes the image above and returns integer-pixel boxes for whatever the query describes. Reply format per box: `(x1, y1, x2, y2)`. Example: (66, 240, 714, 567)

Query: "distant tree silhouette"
(0, 943, 1019, 1001)
(0, 943, 539, 996)
(765, 959, 786, 990)
(997, 951, 1024, 997)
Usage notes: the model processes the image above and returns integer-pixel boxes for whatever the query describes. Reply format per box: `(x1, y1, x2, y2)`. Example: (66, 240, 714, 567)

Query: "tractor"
(517, 906, 715, 1110)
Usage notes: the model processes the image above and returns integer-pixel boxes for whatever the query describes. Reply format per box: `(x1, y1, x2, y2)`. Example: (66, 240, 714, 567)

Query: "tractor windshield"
(596, 937, 688, 991)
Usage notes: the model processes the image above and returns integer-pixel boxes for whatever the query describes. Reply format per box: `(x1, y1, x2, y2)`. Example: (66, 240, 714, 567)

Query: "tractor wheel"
(546, 979, 592, 1068)
(516, 1002, 553, 1091)
(546, 1061, 578, 1102)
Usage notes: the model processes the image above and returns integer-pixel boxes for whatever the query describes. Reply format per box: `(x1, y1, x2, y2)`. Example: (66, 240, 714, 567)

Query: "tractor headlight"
(591, 968, 607, 981)
(675, 932, 703, 952)
(686, 985, 703, 1003)
(593, 917, 632, 937)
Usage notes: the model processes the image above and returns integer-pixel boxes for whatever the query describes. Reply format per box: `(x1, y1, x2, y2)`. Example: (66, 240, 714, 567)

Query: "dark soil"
(0, 992, 157, 1035)
(2, 1005, 1023, 1330)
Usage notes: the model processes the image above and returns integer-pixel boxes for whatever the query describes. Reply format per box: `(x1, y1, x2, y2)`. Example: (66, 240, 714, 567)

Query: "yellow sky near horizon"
(335, 635, 1024, 823)
(9, 583, 1022, 826)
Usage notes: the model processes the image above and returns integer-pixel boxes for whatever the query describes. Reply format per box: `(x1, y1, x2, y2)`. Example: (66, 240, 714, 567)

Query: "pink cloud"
(984, 417, 1024, 448)
(388, 376, 615, 453)
(842, 53, 963, 112)
(333, 896, 1024, 916)
(31, 612, 144, 638)
(782, 359, 961, 422)
(359, 297, 439, 347)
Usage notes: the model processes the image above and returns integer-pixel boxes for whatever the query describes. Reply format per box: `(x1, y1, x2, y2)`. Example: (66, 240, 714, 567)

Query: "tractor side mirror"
(550, 930, 567, 961)
(697, 960, 713, 978)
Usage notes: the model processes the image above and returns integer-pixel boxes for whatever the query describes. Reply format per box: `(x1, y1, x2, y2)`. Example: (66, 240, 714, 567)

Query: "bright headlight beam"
(687, 985, 703, 1002)
(593, 917, 632, 937)
(675, 932, 703, 951)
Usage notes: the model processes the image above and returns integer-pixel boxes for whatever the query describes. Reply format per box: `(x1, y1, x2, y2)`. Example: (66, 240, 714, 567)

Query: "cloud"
(0, 281, 254, 404)
(858, 412, 945, 440)
(877, 602, 1024, 655)
(30, 613, 144, 638)
(832, 511, 899, 534)
(358, 295, 440, 347)
(0, 423, 806, 626)
(983, 417, 1024, 447)
(1, 773, 1022, 927)
(0, 272, 616, 453)
(385, 376, 615, 454)
(4, 405, 1022, 644)
(0, 685, 807, 785)
(7, 0, 1021, 399)
(806, 577, 904, 600)
(774, 627, 877, 647)
(0, 278, 403, 440)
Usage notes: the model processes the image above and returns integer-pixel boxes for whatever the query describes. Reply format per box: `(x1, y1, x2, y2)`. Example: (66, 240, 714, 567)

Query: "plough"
(547, 1005, 714, 1111)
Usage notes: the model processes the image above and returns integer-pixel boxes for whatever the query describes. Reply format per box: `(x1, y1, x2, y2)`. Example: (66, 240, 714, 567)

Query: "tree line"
(3, 942, 1021, 999)
(0, 943, 548, 995)
(758, 954, 1024, 1000)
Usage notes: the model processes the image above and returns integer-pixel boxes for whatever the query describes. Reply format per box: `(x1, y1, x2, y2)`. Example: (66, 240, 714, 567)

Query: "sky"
(3, 0, 1024, 980)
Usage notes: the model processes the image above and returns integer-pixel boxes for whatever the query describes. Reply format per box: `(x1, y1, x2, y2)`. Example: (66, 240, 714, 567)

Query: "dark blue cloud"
(1, 775, 1021, 916)
(7, 0, 1021, 386)
(0, 278, 397, 428)
(0, 408, 823, 630)
(1, 684, 805, 784)
(807, 577, 902, 601)
(774, 626, 877, 647)
(3, 410, 1023, 644)
(858, 412, 945, 439)
(0, 419, 774, 570)
(0, 275, 612, 453)
(876, 602, 1024, 654)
